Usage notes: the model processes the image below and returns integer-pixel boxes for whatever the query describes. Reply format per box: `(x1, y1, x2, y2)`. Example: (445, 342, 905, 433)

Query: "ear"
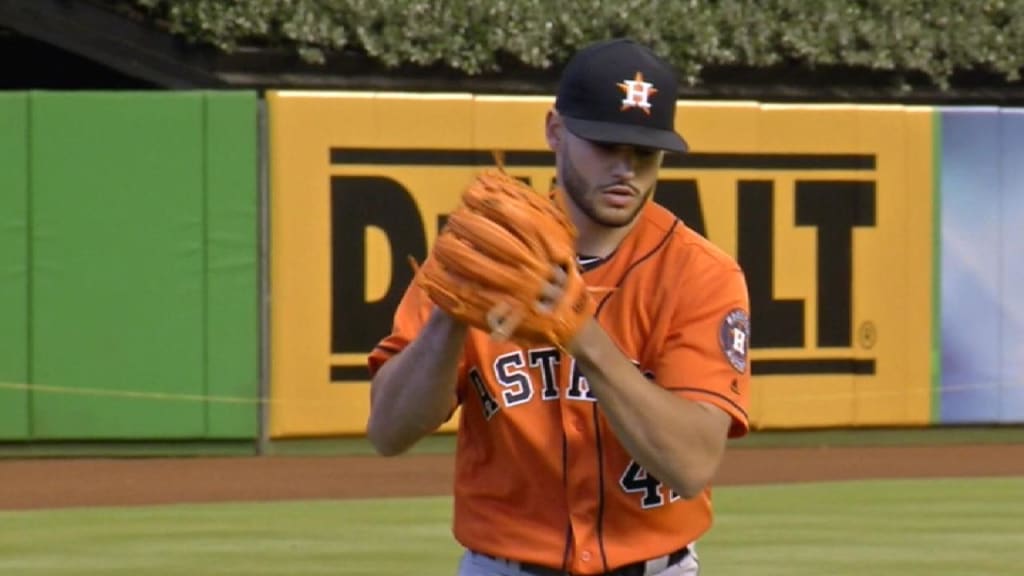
(545, 109, 563, 151)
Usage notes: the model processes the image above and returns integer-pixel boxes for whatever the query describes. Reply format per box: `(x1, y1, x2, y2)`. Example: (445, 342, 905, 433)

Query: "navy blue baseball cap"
(555, 38, 688, 153)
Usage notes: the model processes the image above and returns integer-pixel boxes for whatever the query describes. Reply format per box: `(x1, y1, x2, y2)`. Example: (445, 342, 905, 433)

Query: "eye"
(590, 141, 659, 160)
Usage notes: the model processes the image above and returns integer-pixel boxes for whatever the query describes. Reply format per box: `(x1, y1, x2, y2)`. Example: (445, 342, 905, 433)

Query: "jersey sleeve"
(366, 280, 435, 378)
(656, 261, 752, 438)
(367, 280, 465, 420)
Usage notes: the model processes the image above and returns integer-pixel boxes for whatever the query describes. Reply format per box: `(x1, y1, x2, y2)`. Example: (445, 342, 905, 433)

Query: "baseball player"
(367, 38, 751, 576)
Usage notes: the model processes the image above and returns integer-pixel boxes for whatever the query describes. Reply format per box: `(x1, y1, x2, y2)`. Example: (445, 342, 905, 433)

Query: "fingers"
(551, 264, 568, 287)
(486, 302, 523, 341)
(536, 265, 568, 313)
(536, 286, 559, 313)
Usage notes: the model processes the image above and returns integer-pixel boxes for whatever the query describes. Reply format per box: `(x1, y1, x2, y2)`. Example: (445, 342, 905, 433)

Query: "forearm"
(367, 309, 467, 456)
(569, 319, 730, 498)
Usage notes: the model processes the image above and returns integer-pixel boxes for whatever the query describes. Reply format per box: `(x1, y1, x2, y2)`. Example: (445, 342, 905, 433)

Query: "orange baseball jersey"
(368, 199, 751, 575)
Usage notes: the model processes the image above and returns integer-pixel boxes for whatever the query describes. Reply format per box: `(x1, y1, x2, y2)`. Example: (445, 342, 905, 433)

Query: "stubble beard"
(561, 151, 652, 229)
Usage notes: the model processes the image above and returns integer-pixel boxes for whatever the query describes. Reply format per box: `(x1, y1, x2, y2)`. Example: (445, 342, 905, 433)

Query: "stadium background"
(1, 2, 1022, 575)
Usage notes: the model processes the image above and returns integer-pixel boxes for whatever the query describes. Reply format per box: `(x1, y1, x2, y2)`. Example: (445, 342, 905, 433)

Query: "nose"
(609, 146, 638, 179)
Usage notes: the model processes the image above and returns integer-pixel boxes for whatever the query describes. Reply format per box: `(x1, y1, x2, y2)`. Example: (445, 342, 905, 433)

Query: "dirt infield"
(3, 443, 1024, 511)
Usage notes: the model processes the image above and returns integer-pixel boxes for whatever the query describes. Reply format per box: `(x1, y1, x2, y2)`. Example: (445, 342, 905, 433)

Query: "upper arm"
(655, 262, 752, 438)
(695, 401, 736, 453)
(367, 282, 466, 416)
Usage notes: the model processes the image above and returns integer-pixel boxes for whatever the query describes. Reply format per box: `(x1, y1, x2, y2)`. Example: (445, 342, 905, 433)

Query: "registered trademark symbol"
(858, 321, 877, 349)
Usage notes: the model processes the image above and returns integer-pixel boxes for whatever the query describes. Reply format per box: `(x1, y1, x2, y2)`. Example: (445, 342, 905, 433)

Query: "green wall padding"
(30, 92, 207, 439)
(204, 93, 259, 438)
(0, 93, 30, 440)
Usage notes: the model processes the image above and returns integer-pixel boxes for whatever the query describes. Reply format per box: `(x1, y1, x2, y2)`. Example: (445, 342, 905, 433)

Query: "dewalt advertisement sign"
(267, 92, 934, 437)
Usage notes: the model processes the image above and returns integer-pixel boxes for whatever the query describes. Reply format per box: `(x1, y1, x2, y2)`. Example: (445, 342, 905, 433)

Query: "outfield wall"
(938, 109, 1024, 424)
(0, 92, 260, 441)
(267, 93, 940, 436)
(1, 91, 1021, 443)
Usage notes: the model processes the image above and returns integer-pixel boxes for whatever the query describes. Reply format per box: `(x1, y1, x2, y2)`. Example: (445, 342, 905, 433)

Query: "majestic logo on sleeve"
(719, 309, 750, 374)
(618, 71, 657, 115)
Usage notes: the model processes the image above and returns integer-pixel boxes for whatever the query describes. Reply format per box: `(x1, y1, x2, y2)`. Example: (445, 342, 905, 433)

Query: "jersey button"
(581, 551, 592, 562)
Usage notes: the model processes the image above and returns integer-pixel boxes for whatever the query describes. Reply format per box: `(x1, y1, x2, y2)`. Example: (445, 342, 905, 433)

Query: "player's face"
(556, 128, 663, 228)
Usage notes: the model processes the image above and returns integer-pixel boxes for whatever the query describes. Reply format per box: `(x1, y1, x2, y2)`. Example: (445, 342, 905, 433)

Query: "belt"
(484, 545, 690, 576)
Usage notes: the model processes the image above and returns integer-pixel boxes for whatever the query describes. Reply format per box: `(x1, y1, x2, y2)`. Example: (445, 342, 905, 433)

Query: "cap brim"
(562, 116, 688, 154)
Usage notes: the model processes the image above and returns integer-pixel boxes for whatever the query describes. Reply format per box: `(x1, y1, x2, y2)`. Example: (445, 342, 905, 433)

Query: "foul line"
(1, 380, 1022, 408)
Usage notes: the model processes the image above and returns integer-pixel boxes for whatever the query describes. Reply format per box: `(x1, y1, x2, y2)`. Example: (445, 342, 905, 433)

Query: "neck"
(575, 217, 635, 258)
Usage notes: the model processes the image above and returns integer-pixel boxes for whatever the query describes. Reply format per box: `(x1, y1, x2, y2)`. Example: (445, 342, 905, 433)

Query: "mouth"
(601, 184, 637, 197)
(599, 185, 638, 208)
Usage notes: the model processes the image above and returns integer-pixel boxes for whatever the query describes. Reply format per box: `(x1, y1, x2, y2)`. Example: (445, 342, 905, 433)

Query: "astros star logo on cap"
(617, 71, 658, 115)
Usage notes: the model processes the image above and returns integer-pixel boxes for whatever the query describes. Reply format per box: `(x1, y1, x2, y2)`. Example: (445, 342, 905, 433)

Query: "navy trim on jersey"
(373, 343, 403, 355)
(594, 219, 680, 315)
(586, 218, 679, 565)
(561, 430, 572, 573)
(666, 387, 750, 421)
(577, 254, 603, 268)
(577, 253, 613, 273)
(592, 404, 611, 572)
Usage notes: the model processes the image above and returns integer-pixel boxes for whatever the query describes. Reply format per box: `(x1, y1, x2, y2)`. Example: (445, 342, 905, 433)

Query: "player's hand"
(535, 264, 569, 314)
(411, 168, 596, 348)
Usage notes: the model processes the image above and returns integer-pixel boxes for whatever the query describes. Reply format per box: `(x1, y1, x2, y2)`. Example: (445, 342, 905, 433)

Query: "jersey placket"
(560, 393, 604, 573)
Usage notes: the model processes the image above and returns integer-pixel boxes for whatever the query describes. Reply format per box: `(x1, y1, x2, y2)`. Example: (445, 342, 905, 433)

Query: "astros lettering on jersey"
(369, 199, 752, 575)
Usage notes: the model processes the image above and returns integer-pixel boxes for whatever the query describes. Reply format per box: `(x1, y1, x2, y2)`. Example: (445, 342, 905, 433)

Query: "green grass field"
(2, 477, 1021, 576)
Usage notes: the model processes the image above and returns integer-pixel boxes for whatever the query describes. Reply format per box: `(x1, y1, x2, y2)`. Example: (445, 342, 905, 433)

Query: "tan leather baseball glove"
(412, 167, 594, 348)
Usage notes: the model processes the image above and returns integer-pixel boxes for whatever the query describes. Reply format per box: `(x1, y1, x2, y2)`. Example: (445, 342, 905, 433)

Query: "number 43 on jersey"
(620, 460, 681, 509)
